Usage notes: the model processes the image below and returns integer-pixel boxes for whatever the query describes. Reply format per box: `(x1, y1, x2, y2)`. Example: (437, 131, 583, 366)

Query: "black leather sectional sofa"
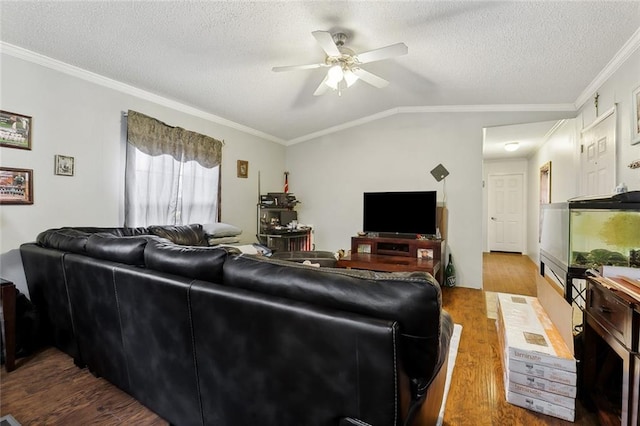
(20, 225, 453, 426)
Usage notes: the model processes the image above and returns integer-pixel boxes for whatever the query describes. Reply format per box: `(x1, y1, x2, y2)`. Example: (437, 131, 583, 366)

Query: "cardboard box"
(508, 359, 577, 386)
(495, 279, 578, 422)
(507, 381, 575, 409)
(505, 389, 575, 422)
(508, 371, 576, 398)
(497, 293, 576, 372)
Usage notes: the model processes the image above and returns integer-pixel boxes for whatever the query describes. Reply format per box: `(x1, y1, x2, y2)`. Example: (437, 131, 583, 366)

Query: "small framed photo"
(632, 85, 640, 145)
(0, 110, 32, 150)
(357, 244, 372, 254)
(54, 155, 74, 176)
(237, 160, 248, 178)
(417, 248, 433, 260)
(0, 167, 33, 205)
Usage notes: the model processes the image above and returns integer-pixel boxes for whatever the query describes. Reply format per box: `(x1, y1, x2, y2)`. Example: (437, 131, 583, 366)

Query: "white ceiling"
(1, 1, 639, 148)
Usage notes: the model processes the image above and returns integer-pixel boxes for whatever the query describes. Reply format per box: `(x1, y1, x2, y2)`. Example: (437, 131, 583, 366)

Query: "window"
(125, 111, 222, 227)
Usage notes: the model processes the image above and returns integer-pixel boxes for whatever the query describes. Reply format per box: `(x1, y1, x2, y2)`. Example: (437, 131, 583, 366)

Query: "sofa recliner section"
(190, 280, 399, 425)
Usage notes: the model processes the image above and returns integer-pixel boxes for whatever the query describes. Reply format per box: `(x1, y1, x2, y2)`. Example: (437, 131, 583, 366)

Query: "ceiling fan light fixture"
(504, 142, 520, 152)
(326, 65, 344, 87)
(275, 30, 407, 96)
(343, 69, 359, 87)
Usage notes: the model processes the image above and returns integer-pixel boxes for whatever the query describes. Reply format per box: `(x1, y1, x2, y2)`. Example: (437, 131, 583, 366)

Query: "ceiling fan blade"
(272, 63, 325, 72)
(351, 68, 389, 88)
(313, 75, 331, 96)
(312, 31, 341, 57)
(356, 43, 408, 64)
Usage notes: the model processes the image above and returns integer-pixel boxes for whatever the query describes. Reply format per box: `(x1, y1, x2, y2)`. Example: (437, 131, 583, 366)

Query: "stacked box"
(496, 293, 577, 422)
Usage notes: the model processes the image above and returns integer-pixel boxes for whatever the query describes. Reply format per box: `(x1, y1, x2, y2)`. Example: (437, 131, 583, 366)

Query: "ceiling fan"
(272, 31, 408, 96)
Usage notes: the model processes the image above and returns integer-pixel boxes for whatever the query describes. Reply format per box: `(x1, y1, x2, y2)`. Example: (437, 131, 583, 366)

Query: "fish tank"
(568, 191, 640, 270)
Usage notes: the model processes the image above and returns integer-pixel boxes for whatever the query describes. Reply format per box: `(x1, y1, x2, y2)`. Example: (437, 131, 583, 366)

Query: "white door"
(488, 174, 524, 253)
(580, 107, 616, 196)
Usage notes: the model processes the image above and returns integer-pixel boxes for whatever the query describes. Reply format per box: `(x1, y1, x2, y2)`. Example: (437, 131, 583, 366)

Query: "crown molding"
(574, 26, 640, 110)
(400, 104, 576, 113)
(286, 104, 576, 145)
(543, 119, 567, 141)
(285, 108, 401, 145)
(0, 42, 287, 145)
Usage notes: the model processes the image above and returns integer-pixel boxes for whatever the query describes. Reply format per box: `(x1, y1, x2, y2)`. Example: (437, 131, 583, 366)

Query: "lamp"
(343, 69, 359, 87)
(504, 142, 520, 152)
(326, 65, 344, 89)
(325, 65, 359, 92)
(430, 163, 449, 240)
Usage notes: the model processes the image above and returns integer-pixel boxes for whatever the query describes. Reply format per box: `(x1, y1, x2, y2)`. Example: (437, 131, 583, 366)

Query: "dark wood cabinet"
(1, 278, 16, 372)
(583, 277, 639, 425)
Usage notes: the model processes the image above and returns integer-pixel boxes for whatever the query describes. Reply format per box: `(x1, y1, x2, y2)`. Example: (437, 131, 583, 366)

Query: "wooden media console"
(337, 236, 445, 284)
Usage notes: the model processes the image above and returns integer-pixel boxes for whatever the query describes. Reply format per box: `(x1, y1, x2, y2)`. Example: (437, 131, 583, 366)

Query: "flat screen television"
(363, 191, 437, 236)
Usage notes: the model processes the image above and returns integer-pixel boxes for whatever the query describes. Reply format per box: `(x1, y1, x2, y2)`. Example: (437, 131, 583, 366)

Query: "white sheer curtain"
(180, 159, 219, 225)
(125, 146, 180, 226)
(124, 110, 222, 227)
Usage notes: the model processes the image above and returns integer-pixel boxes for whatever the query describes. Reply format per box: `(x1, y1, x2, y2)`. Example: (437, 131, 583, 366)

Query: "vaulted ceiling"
(1, 1, 639, 145)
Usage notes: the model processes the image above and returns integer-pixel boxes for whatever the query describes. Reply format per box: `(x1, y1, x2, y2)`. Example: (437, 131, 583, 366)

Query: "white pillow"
(202, 222, 242, 237)
(207, 236, 241, 245)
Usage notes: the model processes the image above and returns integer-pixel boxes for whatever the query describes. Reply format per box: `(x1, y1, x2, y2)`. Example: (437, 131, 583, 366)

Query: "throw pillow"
(202, 222, 242, 238)
(207, 236, 241, 246)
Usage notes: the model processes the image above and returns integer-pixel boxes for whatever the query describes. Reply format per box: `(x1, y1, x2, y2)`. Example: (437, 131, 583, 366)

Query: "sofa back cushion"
(86, 233, 154, 266)
(36, 227, 153, 254)
(144, 239, 234, 282)
(222, 255, 442, 379)
(148, 224, 207, 246)
(36, 228, 90, 253)
(72, 226, 150, 237)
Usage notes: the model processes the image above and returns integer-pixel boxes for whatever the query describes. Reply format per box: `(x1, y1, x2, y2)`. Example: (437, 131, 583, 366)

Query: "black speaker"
(430, 164, 449, 182)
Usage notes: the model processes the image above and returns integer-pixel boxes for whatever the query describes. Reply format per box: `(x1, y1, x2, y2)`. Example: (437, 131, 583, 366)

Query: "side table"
(1, 278, 16, 372)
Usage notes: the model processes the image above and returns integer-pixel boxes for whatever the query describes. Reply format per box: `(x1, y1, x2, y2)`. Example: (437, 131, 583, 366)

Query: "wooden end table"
(1, 278, 16, 372)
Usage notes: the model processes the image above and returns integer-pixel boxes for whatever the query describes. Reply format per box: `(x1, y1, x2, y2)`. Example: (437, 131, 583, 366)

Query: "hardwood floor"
(1, 252, 597, 425)
(441, 252, 597, 426)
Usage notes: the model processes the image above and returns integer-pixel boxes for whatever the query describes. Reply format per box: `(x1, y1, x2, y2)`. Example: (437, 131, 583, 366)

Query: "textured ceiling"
(1, 1, 639, 146)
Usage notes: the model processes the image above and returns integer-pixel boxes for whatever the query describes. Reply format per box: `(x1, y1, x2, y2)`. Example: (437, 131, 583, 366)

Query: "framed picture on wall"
(632, 85, 640, 145)
(0, 110, 32, 150)
(237, 160, 248, 178)
(54, 155, 75, 176)
(539, 161, 551, 204)
(0, 167, 33, 205)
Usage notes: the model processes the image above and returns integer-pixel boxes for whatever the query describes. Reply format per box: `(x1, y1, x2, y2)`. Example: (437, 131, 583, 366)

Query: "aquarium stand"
(565, 265, 588, 308)
(539, 250, 588, 309)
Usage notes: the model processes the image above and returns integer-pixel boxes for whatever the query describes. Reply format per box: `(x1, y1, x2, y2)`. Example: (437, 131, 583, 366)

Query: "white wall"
(286, 110, 571, 289)
(482, 159, 528, 253)
(0, 54, 285, 296)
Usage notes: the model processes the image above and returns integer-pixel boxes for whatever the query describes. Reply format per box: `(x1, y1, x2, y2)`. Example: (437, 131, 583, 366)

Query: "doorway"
(487, 173, 525, 253)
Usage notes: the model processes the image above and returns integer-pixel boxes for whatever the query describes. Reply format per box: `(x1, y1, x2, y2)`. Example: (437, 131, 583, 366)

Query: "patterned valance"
(127, 110, 223, 168)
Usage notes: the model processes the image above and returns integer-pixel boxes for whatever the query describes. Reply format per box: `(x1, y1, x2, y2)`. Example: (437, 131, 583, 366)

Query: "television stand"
(337, 236, 445, 284)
